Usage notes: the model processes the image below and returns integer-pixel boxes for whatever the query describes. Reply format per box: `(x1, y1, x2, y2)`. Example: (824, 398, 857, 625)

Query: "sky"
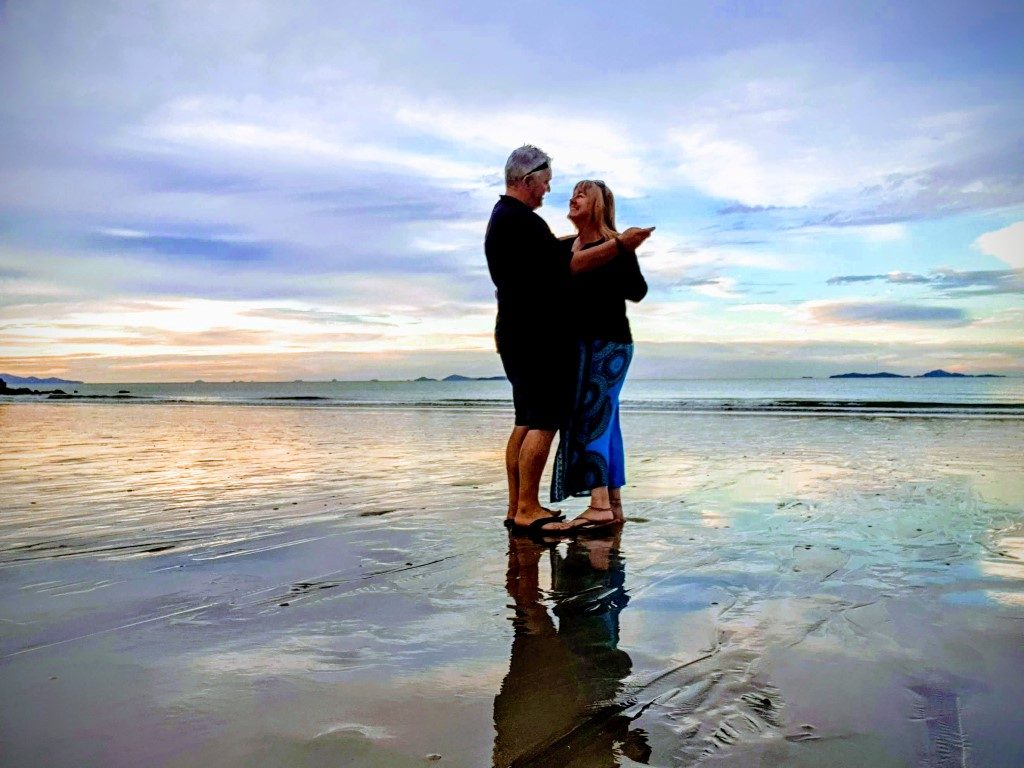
(1, 0, 1022, 382)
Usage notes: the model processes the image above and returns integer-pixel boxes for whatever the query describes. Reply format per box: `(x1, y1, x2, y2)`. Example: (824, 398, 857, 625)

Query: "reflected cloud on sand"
(493, 533, 651, 767)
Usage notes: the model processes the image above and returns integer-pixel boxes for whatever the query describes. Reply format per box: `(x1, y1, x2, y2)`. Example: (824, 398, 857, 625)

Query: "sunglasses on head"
(525, 160, 549, 176)
(577, 180, 608, 196)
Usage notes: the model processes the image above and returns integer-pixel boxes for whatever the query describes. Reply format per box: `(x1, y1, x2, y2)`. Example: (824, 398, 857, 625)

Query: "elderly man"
(485, 145, 653, 535)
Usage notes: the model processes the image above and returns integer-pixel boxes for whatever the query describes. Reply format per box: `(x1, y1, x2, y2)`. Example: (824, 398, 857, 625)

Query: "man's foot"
(512, 505, 572, 534)
(505, 505, 562, 529)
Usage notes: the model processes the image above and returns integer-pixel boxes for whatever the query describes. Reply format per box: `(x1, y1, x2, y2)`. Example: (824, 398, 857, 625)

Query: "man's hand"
(619, 226, 655, 250)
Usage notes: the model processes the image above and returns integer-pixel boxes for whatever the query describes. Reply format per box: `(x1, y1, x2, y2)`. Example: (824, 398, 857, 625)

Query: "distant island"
(830, 369, 1005, 379)
(0, 378, 139, 399)
(0, 373, 83, 387)
(0, 377, 71, 396)
(414, 374, 508, 382)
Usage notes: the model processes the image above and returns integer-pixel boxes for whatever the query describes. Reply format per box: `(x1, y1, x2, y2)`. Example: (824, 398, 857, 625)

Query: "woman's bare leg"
(590, 486, 611, 511)
(609, 487, 624, 521)
(569, 486, 615, 526)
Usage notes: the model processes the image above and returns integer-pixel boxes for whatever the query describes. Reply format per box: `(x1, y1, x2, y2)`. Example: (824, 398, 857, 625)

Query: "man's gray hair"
(504, 145, 551, 186)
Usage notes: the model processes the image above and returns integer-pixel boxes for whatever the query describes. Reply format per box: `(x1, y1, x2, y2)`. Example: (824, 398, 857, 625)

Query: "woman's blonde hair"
(573, 180, 618, 241)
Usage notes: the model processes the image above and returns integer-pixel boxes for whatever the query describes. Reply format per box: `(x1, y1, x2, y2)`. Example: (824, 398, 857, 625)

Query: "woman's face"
(568, 185, 595, 222)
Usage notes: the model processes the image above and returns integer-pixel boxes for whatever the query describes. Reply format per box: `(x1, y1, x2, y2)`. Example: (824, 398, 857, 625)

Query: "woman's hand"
(570, 227, 654, 274)
(618, 227, 655, 250)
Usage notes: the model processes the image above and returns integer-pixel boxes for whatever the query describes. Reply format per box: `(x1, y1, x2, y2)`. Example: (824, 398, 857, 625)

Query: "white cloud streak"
(974, 221, 1024, 269)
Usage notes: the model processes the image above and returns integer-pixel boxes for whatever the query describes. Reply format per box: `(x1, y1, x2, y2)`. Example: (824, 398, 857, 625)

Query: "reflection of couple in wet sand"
(493, 533, 650, 767)
(485, 145, 653, 537)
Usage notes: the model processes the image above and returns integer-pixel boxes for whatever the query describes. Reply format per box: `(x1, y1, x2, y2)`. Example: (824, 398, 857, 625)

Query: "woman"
(552, 180, 647, 531)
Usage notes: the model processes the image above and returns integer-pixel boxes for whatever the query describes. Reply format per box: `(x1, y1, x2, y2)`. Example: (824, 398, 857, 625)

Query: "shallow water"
(0, 403, 1022, 766)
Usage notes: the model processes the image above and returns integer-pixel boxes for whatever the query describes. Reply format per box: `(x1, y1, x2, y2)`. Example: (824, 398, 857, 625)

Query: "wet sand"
(1, 403, 1022, 767)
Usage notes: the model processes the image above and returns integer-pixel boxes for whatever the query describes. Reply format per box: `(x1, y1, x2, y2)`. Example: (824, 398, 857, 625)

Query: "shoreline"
(4, 398, 1023, 419)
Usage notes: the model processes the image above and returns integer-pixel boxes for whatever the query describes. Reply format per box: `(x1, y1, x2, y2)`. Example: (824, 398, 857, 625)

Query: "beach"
(1, 399, 1022, 767)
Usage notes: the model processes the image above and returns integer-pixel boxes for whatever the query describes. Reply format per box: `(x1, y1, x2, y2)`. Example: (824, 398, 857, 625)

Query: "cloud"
(240, 307, 398, 326)
(136, 109, 494, 190)
(808, 300, 970, 327)
(632, 338, 1024, 378)
(637, 233, 794, 286)
(973, 307, 1024, 329)
(42, 328, 276, 348)
(682, 277, 741, 299)
(974, 220, 1024, 269)
(802, 143, 1024, 228)
(6, 333, 1023, 382)
(930, 268, 1024, 297)
(835, 224, 909, 242)
(726, 303, 794, 313)
(887, 271, 933, 284)
(717, 204, 789, 215)
(0, 347, 507, 383)
(679, 278, 722, 288)
(394, 104, 648, 197)
(668, 128, 833, 208)
(92, 229, 276, 262)
(827, 268, 1024, 296)
(826, 274, 884, 285)
(827, 271, 931, 285)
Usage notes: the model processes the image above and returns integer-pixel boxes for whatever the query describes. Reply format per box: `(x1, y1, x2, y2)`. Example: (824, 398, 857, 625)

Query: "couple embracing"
(484, 145, 654, 537)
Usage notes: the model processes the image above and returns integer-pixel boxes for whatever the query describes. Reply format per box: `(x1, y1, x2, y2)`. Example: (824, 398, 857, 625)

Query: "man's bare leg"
(514, 429, 569, 531)
(505, 426, 529, 524)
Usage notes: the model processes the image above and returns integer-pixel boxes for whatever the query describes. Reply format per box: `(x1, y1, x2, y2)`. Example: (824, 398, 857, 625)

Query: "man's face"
(523, 168, 552, 209)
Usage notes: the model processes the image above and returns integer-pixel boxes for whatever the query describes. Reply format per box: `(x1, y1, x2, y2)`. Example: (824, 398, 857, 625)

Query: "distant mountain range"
(830, 369, 1004, 379)
(0, 373, 83, 386)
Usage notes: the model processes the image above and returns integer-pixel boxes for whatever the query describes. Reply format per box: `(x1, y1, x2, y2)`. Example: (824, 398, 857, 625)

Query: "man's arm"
(568, 226, 655, 274)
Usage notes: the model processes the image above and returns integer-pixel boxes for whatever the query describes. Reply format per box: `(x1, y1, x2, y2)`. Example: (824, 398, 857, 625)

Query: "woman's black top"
(567, 237, 648, 342)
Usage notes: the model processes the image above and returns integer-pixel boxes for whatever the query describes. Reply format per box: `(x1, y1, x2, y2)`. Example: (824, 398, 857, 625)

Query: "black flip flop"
(503, 509, 563, 529)
(510, 515, 569, 538)
(569, 517, 623, 536)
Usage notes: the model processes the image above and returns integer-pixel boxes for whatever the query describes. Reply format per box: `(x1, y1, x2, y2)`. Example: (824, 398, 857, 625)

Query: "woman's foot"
(568, 505, 618, 530)
(610, 499, 625, 522)
(510, 512, 574, 540)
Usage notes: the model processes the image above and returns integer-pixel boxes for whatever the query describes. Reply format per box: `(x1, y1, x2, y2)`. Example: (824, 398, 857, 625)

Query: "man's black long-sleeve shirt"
(484, 195, 572, 351)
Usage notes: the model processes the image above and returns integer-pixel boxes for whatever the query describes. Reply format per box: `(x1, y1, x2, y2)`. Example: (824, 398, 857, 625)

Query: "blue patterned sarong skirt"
(551, 340, 633, 502)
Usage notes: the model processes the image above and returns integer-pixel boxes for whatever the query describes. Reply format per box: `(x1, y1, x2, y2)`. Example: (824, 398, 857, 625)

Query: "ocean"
(8, 376, 1024, 417)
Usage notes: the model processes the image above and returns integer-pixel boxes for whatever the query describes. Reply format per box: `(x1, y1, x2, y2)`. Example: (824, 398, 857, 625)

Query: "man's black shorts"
(498, 338, 573, 431)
